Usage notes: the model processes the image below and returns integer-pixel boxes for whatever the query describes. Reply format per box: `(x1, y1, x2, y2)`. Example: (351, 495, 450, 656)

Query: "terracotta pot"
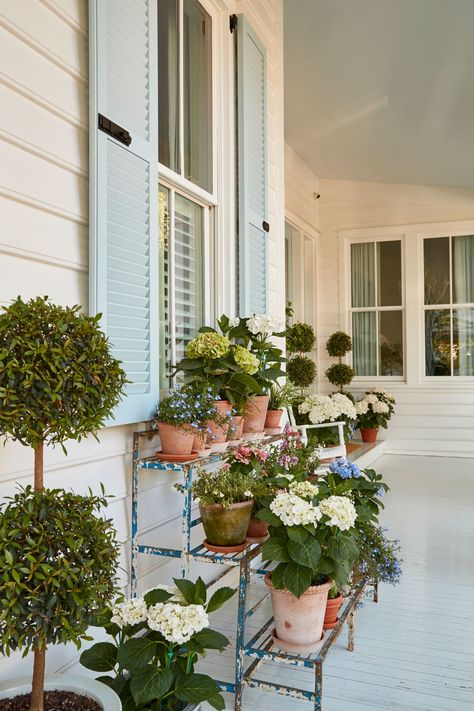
(264, 409, 283, 429)
(360, 427, 379, 443)
(207, 399, 232, 444)
(199, 500, 254, 547)
(323, 593, 344, 630)
(229, 415, 245, 441)
(264, 573, 331, 649)
(243, 395, 270, 433)
(157, 422, 194, 455)
(246, 515, 269, 541)
(192, 432, 208, 451)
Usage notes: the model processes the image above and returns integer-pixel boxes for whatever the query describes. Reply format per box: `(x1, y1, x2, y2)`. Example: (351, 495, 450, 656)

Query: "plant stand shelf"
(129, 429, 378, 711)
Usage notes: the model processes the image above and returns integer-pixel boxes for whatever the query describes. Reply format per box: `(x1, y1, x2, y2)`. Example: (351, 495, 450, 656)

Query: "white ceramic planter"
(0, 674, 121, 711)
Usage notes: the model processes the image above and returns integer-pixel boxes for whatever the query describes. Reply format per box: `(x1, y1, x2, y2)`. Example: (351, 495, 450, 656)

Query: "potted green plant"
(286, 321, 317, 400)
(325, 331, 355, 394)
(258, 479, 359, 652)
(176, 467, 257, 553)
(265, 382, 298, 431)
(296, 392, 357, 446)
(0, 296, 127, 711)
(80, 578, 235, 711)
(355, 388, 396, 442)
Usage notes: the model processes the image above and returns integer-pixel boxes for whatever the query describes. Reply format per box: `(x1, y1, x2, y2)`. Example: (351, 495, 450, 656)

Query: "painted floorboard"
(198, 454, 474, 710)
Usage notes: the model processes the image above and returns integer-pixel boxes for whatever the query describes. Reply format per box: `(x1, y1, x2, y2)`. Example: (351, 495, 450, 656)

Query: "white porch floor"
(199, 454, 474, 710)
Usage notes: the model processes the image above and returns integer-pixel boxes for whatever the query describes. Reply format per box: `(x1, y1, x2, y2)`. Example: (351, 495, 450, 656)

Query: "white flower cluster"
(298, 393, 356, 424)
(111, 597, 148, 628)
(288, 480, 319, 499)
(147, 602, 209, 644)
(356, 393, 390, 415)
(228, 317, 240, 327)
(246, 314, 284, 337)
(373, 387, 396, 402)
(270, 491, 322, 527)
(319, 495, 357, 531)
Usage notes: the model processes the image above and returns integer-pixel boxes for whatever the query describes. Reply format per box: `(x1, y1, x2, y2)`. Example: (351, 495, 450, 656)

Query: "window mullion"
(169, 188, 177, 382)
(178, 0, 185, 179)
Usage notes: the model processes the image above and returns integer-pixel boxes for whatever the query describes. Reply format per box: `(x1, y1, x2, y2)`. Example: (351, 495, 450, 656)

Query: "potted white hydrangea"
(355, 388, 396, 442)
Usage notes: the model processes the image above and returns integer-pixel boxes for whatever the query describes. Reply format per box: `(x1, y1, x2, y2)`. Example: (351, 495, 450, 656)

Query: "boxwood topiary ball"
(286, 322, 316, 354)
(325, 363, 355, 388)
(287, 355, 317, 387)
(326, 331, 352, 358)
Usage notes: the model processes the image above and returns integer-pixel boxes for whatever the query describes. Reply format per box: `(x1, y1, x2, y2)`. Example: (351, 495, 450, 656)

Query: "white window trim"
(285, 209, 319, 326)
(339, 219, 474, 388)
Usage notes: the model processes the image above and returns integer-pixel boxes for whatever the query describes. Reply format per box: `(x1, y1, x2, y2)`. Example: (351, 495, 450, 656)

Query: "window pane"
(183, 0, 212, 191)
(377, 241, 401, 306)
(351, 243, 375, 307)
(285, 223, 293, 307)
(424, 237, 450, 305)
(453, 235, 474, 304)
(352, 311, 377, 376)
(174, 194, 204, 364)
(159, 186, 172, 389)
(380, 311, 403, 375)
(303, 235, 315, 325)
(453, 308, 474, 376)
(425, 309, 451, 376)
(158, 0, 180, 173)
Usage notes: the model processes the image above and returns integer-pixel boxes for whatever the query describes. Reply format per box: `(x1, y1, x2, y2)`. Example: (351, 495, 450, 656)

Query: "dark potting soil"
(0, 690, 102, 711)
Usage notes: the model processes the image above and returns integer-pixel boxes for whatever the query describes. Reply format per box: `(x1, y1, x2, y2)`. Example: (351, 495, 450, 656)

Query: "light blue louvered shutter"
(89, 0, 158, 425)
(237, 15, 268, 315)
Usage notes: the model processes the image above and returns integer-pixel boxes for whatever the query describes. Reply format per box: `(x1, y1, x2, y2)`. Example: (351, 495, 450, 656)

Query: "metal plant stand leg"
(314, 662, 323, 711)
(130, 432, 140, 598)
(235, 556, 250, 711)
(373, 579, 379, 603)
(180, 464, 193, 578)
(347, 609, 355, 652)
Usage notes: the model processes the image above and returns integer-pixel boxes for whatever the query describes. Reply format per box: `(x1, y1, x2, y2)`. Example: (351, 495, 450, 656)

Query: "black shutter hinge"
(98, 114, 132, 147)
(230, 14, 237, 33)
(263, 221, 270, 233)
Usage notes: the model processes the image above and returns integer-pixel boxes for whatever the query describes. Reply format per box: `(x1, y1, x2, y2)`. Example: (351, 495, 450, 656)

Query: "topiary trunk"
(31, 443, 45, 711)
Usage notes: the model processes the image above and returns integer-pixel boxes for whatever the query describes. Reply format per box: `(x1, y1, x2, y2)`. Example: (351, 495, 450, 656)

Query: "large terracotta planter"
(360, 427, 379, 443)
(243, 395, 270, 433)
(264, 409, 283, 429)
(207, 399, 232, 444)
(157, 422, 194, 455)
(199, 500, 253, 547)
(246, 515, 269, 541)
(323, 593, 344, 629)
(264, 573, 331, 650)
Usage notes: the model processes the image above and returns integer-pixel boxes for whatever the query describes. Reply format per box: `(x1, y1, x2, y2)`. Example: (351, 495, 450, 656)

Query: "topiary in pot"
(0, 296, 127, 711)
(325, 331, 354, 393)
(287, 355, 317, 395)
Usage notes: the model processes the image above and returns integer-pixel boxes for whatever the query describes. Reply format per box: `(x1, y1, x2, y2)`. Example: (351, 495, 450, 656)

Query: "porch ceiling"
(283, 0, 474, 188)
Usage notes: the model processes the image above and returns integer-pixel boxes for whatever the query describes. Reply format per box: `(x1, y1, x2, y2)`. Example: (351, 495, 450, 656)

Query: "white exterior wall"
(0, 0, 285, 678)
(318, 178, 474, 455)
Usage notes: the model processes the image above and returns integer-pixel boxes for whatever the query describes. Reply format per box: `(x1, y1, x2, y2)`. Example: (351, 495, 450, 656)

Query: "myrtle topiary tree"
(325, 331, 354, 393)
(286, 322, 316, 355)
(286, 321, 317, 397)
(0, 296, 127, 710)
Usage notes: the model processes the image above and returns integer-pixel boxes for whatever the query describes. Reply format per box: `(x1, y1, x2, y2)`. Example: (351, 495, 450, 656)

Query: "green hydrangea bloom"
(233, 345, 259, 374)
(186, 331, 230, 359)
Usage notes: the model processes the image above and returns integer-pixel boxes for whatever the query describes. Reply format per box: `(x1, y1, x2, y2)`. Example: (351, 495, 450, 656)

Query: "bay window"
(424, 234, 474, 377)
(350, 239, 404, 377)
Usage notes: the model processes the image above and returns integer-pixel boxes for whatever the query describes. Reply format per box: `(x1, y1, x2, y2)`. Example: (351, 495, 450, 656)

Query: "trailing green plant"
(353, 521, 402, 586)
(268, 381, 299, 410)
(325, 363, 355, 393)
(0, 296, 126, 710)
(154, 383, 229, 434)
(81, 579, 235, 710)
(286, 322, 316, 354)
(0, 486, 119, 708)
(175, 466, 258, 507)
(287, 355, 317, 391)
(326, 331, 352, 358)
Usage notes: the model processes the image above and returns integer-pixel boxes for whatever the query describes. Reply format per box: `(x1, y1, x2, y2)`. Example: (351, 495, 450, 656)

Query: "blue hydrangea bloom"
(328, 457, 361, 479)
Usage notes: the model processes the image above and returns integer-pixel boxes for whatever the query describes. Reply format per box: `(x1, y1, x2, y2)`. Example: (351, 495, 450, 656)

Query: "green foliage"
(0, 296, 127, 449)
(326, 331, 352, 358)
(325, 363, 355, 391)
(154, 383, 229, 432)
(176, 465, 259, 506)
(0, 486, 119, 656)
(268, 381, 299, 410)
(81, 579, 234, 711)
(353, 520, 402, 585)
(287, 355, 317, 388)
(286, 322, 316, 354)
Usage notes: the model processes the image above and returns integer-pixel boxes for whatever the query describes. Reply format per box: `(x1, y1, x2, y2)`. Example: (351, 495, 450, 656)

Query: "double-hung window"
(424, 234, 474, 377)
(158, 0, 215, 388)
(349, 239, 404, 377)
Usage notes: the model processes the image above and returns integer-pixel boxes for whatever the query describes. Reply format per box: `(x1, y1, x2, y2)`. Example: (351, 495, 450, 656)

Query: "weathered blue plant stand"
(130, 429, 377, 711)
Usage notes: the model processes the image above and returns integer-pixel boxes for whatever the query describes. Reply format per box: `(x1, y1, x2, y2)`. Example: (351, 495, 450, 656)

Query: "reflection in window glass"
(352, 312, 377, 376)
(351, 243, 375, 307)
(380, 311, 403, 375)
(425, 309, 451, 376)
(424, 237, 450, 305)
(158, 0, 180, 173)
(377, 241, 401, 306)
(453, 308, 474, 376)
(158, 186, 171, 388)
(453, 235, 474, 304)
(183, 0, 212, 191)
